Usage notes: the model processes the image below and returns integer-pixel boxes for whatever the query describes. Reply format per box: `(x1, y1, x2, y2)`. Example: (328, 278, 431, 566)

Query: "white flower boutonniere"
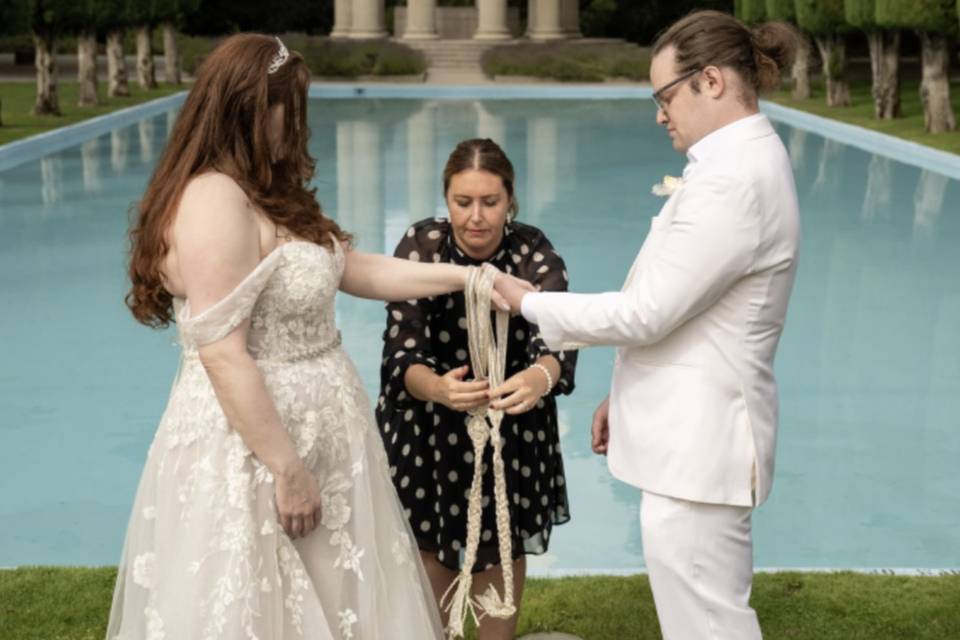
(651, 175, 683, 197)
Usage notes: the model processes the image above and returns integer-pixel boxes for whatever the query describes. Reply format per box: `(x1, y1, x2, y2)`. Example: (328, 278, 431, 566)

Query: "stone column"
(560, 0, 582, 38)
(349, 0, 387, 39)
(528, 0, 564, 41)
(403, 0, 439, 40)
(331, 0, 352, 38)
(474, 0, 511, 41)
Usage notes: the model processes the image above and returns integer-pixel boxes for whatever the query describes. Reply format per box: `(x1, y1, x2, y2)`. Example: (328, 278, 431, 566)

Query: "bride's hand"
(275, 463, 323, 539)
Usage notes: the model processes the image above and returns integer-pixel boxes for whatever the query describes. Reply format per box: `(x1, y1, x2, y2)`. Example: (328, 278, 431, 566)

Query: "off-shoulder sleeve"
(177, 249, 284, 347)
(513, 228, 578, 396)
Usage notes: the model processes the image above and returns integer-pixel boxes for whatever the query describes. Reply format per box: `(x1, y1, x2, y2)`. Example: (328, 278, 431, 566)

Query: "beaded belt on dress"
(182, 331, 342, 364)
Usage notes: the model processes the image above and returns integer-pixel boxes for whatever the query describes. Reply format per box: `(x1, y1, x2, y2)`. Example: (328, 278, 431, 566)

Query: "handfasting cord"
(441, 264, 516, 638)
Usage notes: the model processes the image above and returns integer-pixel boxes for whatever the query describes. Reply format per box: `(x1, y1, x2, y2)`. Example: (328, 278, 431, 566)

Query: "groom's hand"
(591, 396, 610, 455)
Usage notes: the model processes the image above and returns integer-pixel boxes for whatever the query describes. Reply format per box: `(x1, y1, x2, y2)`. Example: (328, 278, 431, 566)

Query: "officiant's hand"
(432, 365, 490, 412)
(591, 396, 610, 455)
(275, 463, 323, 539)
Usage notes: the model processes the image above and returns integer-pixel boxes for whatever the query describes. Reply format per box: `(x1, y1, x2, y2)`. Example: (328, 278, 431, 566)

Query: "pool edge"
(0, 91, 188, 173)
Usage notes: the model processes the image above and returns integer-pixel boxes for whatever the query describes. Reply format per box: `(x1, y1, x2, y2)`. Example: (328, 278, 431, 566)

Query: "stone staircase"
(402, 38, 516, 83)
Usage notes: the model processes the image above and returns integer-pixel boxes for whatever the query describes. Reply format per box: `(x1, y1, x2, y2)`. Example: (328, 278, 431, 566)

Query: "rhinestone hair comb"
(267, 37, 289, 75)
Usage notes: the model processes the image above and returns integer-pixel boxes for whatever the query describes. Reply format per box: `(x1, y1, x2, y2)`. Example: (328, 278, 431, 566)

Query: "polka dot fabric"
(376, 218, 578, 573)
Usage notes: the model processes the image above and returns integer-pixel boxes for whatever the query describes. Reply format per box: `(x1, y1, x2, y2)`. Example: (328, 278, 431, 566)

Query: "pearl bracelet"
(531, 363, 554, 397)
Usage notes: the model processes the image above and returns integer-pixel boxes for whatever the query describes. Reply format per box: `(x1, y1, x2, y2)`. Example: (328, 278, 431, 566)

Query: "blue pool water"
(1, 95, 958, 571)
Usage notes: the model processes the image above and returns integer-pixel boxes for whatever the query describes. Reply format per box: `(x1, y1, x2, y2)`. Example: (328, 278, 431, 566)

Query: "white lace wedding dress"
(106, 240, 444, 639)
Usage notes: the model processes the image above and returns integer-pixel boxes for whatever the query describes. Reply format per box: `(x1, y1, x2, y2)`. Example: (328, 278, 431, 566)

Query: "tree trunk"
(161, 22, 181, 85)
(136, 25, 157, 89)
(77, 31, 99, 107)
(792, 33, 812, 100)
(32, 33, 60, 116)
(919, 32, 955, 134)
(107, 30, 130, 97)
(867, 29, 900, 120)
(814, 33, 850, 107)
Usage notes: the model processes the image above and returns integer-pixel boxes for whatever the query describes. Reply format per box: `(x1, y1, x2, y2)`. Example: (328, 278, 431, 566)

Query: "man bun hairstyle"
(653, 10, 799, 98)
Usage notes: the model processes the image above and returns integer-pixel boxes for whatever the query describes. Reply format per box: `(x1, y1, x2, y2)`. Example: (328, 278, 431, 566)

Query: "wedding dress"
(106, 240, 444, 639)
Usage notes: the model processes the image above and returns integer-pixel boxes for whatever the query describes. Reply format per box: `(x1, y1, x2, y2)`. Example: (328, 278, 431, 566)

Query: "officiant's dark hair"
(443, 138, 519, 221)
(653, 10, 798, 101)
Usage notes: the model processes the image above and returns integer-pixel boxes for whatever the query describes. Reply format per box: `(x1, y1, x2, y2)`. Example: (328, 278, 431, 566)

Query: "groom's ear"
(700, 65, 727, 100)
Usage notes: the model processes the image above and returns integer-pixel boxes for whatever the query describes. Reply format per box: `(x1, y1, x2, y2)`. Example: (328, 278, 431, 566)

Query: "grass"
(0, 81, 183, 146)
(768, 79, 960, 156)
(482, 42, 651, 83)
(2, 567, 959, 639)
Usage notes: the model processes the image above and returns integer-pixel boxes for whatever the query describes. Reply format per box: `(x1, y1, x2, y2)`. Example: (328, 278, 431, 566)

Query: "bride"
(108, 34, 505, 639)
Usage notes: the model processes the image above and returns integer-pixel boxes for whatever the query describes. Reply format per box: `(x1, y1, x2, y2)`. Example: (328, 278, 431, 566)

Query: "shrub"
(482, 42, 650, 82)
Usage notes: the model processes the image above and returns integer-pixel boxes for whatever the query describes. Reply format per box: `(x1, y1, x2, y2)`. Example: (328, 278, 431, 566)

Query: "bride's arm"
(174, 173, 322, 538)
(339, 248, 469, 302)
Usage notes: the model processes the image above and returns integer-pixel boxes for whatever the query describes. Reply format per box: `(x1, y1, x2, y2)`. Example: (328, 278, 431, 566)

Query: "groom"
(494, 11, 800, 640)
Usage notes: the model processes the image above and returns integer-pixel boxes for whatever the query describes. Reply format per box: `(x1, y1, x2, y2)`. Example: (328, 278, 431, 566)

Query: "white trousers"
(640, 491, 762, 640)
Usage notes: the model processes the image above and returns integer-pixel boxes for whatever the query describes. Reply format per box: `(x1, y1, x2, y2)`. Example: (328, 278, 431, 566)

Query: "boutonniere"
(651, 175, 683, 197)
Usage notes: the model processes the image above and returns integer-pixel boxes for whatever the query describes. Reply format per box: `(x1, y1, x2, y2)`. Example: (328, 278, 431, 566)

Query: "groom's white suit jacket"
(523, 114, 799, 507)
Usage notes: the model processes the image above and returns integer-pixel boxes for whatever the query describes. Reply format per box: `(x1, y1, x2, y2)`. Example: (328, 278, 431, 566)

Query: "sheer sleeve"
(380, 225, 442, 406)
(177, 249, 284, 347)
(512, 227, 578, 397)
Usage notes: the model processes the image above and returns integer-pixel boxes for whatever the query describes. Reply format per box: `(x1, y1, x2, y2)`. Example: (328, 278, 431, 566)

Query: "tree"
(766, 0, 813, 98)
(877, 0, 956, 133)
(845, 0, 900, 118)
(129, 0, 157, 89)
(28, 0, 79, 115)
(735, 0, 767, 24)
(100, 0, 132, 97)
(70, 0, 115, 106)
(154, 0, 199, 85)
(795, 0, 852, 107)
(0, 2, 28, 125)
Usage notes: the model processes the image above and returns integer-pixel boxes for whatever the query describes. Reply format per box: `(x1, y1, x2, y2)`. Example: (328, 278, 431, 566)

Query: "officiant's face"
(650, 47, 704, 153)
(446, 169, 510, 260)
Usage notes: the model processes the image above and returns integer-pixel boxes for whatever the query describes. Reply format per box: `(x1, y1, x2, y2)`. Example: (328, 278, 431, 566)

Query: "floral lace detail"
(144, 606, 165, 640)
(392, 531, 414, 567)
(338, 609, 358, 639)
(107, 239, 443, 639)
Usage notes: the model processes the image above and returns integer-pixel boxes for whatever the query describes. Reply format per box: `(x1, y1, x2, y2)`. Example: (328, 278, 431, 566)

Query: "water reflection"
(111, 127, 129, 174)
(3, 98, 958, 570)
(81, 138, 101, 193)
(912, 169, 948, 241)
(40, 156, 62, 205)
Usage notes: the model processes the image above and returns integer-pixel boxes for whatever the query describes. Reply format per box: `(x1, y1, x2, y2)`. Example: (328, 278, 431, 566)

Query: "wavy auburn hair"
(126, 33, 350, 328)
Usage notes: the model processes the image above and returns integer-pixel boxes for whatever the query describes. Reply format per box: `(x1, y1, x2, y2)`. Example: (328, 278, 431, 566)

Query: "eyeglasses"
(651, 69, 701, 113)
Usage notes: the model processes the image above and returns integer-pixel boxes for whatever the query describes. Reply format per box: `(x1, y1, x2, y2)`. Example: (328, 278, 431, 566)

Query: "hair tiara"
(267, 37, 289, 75)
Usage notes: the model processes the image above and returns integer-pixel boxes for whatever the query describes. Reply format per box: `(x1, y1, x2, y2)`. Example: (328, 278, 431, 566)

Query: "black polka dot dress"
(375, 218, 577, 573)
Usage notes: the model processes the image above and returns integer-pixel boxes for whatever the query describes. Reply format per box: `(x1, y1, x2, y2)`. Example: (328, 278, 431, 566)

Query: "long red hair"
(126, 33, 350, 328)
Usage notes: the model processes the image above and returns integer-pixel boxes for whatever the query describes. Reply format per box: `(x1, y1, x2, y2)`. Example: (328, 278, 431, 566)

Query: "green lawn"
(0, 82, 183, 146)
(768, 80, 960, 156)
(2, 567, 958, 639)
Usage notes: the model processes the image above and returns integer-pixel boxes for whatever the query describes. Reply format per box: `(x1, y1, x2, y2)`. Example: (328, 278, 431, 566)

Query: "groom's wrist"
(520, 292, 538, 323)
